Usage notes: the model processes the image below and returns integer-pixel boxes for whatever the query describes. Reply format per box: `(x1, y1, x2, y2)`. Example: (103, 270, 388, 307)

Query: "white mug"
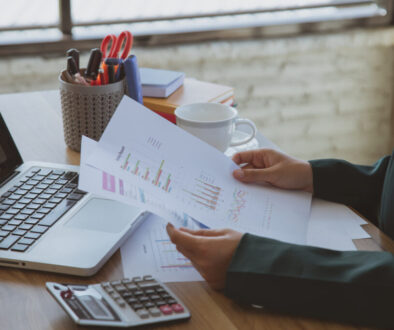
(175, 103, 256, 152)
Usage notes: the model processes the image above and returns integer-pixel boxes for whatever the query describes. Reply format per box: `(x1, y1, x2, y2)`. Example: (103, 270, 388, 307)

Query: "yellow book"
(143, 78, 234, 114)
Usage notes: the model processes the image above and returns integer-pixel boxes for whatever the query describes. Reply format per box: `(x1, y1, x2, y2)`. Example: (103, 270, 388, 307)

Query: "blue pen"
(123, 55, 143, 104)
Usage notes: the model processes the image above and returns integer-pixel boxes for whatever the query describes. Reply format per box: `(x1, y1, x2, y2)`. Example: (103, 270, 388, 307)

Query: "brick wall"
(1, 27, 393, 164)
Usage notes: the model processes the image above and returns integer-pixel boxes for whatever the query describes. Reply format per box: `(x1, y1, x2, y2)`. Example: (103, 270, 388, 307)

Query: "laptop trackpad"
(65, 198, 141, 233)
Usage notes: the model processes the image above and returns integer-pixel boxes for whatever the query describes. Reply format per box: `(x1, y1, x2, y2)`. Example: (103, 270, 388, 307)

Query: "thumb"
(180, 227, 227, 237)
(233, 168, 274, 184)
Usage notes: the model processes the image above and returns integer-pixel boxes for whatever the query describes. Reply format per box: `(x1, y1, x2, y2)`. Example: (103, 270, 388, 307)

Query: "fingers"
(233, 168, 273, 184)
(232, 150, 257, 165)
(179, 227, 227, 237)
(166, 223, 200, 252)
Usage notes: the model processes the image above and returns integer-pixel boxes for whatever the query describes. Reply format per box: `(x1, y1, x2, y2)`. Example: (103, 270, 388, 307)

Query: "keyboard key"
(14, 214, 28, 221)
(20, 209, 34, 215)
(62, 172, 77, 180)
(12, 203, 25, 210)
(38, 169, 52, 176)
(45, 189, 57, 195)
(0, 230, 9, 237)
(61, 188, 73, 194)
(2, 199, 16, 206)
(19, 224, 33, 231)
(29, 179, 40, 185)
(67, 193, 84, 201)
(1, 191, 12, 198)
(51, 184, 63, 190)
(0, 220, 7, 226)
(13, 189, 27, 196)
(0, 214, 14, 221)
(0, 204, 10, 212)
(6, 208, 19, 215)
(36, 184, 49, 190)
(8, 220, 22, 226)
(42, 179, 55, 185)
(39, 193, 52, 200)
(43, 202, 57, 209)
(31, 225, 48, 234)
(24, 232, 41, 240)
(33, 198, 46, 205)
(38, 208, 51, 214)
(52, 170, 65, 175)
(30, 213, 45, 219)
(25, 218, 39, 225)
(37, 199, 76, 227)
(0, 235, 20, 249)
(18, 198, 33, 205)
(56, 179, 68, 185)
(47, 174, 61, 180)
(26, 204, 41, 210)
(19, 237, 34, 245)
(25, 193, 39, 199)
(11, 243, 29, 252)
(13, 229, 27, 236)
(49, 197, 62, 204)
(55, 193, 67, 199)
(8, 194, 22, 201)
(31, 189, 44, 195)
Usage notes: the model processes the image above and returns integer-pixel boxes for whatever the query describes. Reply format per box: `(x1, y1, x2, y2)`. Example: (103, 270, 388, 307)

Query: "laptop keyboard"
(0, 167, 86, 252)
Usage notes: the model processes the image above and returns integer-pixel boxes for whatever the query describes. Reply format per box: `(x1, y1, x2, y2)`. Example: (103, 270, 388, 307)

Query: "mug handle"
(230, 118, 257, 147)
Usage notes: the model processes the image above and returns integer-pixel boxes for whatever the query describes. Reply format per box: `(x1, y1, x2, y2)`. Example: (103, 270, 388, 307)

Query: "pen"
(66, 48, 80, 72)
(85, 48, 102, 81)
(107, 64, 115, 83)
(67, 56, 89, 86)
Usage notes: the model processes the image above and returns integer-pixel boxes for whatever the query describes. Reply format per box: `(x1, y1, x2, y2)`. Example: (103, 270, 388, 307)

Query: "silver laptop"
(0, 113, 147, 276)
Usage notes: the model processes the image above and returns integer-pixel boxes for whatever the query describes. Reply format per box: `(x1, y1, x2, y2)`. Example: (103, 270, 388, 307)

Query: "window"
(0, 0, 392, 56)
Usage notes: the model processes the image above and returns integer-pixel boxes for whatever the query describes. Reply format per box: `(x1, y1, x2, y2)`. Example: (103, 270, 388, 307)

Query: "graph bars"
(184, 178, 221, 211)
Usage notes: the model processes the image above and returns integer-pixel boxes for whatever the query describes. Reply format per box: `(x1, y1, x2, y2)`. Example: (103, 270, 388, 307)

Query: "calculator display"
(78, 295, 115, 321)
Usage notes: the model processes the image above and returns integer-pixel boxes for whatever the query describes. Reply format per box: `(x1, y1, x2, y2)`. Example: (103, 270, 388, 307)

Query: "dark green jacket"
(225, 151, 394, 328)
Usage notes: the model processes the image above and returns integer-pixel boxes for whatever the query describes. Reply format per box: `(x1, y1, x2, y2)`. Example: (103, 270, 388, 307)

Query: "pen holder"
(59, 70, 125, 152)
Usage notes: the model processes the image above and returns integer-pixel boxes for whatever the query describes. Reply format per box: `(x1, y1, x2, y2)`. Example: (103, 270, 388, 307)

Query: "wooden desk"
(0, 90, 392, 330)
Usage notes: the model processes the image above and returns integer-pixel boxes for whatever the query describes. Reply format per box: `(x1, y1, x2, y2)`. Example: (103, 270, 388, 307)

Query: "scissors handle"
(100, 34, 117, 59)
(113, 31, 133, 60)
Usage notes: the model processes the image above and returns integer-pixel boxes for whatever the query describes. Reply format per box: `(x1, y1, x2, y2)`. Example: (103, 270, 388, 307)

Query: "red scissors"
(100, 30, 133, 60)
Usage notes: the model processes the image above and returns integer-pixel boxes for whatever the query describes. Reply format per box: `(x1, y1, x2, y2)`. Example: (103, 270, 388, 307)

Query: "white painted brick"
(307, 117, 360, 137)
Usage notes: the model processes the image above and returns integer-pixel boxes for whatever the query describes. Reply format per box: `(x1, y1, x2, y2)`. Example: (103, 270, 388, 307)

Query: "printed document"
(83, 96, 312, 244)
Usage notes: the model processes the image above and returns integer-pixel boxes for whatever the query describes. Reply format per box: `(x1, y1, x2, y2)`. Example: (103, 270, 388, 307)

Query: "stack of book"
(143, 78, 235, 123)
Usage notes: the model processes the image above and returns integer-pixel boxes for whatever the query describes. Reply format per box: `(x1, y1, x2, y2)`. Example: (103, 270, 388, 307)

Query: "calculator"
(46, 275, 190, 327)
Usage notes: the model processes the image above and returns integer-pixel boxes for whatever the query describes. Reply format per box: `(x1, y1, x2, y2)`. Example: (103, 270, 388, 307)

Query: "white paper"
(84, 96, 312, 244)
(306, 199, 371, 251)
(121, 213, 204, 283)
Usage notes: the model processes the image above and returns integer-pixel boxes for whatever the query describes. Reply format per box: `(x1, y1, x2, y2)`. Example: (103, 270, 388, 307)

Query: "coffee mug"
(175, 103, 256, 152)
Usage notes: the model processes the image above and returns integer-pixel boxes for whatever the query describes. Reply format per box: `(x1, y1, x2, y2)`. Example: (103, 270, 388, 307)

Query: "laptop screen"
(0, 113, 23, 184)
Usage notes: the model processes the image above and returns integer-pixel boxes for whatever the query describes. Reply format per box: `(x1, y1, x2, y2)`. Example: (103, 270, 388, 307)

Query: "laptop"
(0, 113, 148, 276)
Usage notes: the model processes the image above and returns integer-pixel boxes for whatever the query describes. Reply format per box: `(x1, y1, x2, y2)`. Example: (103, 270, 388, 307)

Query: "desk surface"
(0, 90, 393, 330)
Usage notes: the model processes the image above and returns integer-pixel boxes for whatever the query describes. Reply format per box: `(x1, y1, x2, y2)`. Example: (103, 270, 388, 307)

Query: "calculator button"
(125, 283, 138, 291)
(143, 275, 154, 281)
(126, 298, 138, 305)
(167, 298, 177, 305)
(136, 309, 149, 319)
(155, 300, 166, 307)
(156, 287, 165, 293)
(148, 307, 161, 317)
(134, 290, 144, 296)
(121, 292, 133, 298)
(138, 281, 158, 289)
(139, 296, 149, 303)
(160, 293, 171, 299)
(110, 280, 122, 286)
(131, 303, 144, 311)
(171, 304, 184, 313)
(115, 297, 126, 307)
(144, 302, 155, 309)
(150, 294, 161, 301)
(114, 284, 127, 292)
(121, 278, 132, 284)
(101, 282, 110, 289)
(132, 276, 143, 283)
(159, 305, 173, 315)
(144, 289, 155, 295)
(110, 292, 121, 299)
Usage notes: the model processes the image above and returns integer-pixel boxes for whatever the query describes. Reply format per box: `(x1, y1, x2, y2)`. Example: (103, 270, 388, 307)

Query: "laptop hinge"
(0, 171, 20, 189)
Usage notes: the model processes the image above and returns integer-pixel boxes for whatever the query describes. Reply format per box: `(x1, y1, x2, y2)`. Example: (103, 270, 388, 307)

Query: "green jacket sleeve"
(309, 156, 391, 227)
(225, 234, 394, 328)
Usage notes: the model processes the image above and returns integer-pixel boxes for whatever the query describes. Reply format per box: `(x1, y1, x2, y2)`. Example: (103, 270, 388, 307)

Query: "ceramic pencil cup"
(59, 70, 125, 152)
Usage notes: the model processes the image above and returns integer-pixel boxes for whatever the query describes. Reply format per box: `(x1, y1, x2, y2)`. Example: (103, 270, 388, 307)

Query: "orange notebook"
(143, 78, 234, 115)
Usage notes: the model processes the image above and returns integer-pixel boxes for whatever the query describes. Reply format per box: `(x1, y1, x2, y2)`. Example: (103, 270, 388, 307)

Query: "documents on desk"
(81, 96, 312, 245)
(79, 96, 371, 282)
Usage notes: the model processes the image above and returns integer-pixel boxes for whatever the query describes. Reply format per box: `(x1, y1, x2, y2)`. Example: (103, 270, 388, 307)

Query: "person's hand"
(232, 148, 313, 193)
(166, 223, 243, 290)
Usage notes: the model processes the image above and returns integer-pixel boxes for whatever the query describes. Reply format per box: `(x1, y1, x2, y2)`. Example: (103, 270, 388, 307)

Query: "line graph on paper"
(149, 229, 194, 273)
